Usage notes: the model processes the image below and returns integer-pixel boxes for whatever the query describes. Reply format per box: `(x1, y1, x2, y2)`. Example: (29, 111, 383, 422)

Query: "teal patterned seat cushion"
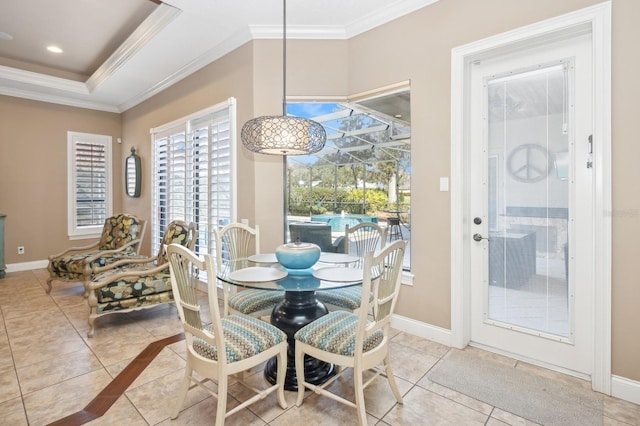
(228, 289, 284, 315)
(193, 314, 287, 363)
(295, 310, 383, 357)
(315, 287, 371, 310)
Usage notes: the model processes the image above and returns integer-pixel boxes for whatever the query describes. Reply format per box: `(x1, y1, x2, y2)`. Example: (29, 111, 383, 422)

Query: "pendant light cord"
(282, 0, 287, 116)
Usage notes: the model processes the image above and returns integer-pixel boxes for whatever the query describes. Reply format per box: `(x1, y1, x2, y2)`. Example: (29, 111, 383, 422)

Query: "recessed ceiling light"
(47, 45, 63, 53)
(0, 32, 13, 41)
(394, 114, 403, 119)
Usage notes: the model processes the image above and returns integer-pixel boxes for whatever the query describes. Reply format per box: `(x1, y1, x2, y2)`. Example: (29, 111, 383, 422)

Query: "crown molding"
(118, 27, 254, 112)
(86, 4, 182, 92)
(345, 0, 439, 38)
(0, 86, 119, 112)
(0, 65, 88, 94)
(0, 0, 439, 112)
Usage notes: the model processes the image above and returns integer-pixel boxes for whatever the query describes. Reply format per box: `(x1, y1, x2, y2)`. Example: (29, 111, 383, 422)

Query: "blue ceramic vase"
(275, 240, 321, 274)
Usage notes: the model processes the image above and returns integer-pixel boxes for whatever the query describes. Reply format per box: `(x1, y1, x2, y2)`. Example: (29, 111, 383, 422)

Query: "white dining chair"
(215, 223, 284, 318)
(315, 222, 388, 312)
(166, 243, 288, 425)
(294, 239, 406, 426)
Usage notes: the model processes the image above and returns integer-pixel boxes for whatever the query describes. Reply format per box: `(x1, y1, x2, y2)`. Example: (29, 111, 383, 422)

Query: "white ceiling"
(0, 0, 437, 113)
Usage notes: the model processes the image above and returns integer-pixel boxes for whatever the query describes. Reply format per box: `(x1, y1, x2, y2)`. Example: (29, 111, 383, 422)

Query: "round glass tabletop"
(217, 259, 364, 291)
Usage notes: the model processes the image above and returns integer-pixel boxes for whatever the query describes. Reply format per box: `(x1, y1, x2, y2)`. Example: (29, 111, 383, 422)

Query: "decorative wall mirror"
(125, 147, 141, 197)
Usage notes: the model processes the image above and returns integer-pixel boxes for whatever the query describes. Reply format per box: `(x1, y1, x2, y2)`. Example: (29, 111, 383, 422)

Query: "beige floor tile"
(0, 367, 21, 404)
(16, 345, 103, 394)
(83, 325, 159, 366)
(391, 331, 450, 358)
(0, 396, 28, 426)
(490, 407, 541, 425)
(156, 395, 265, 426)
(22, 368, 112, 426)
(486, 418, 513, 426)
(2, 270, 640, 426)
(417, 376, 493, 415)
(269, 390, 379, 426)
(9, 329, 88, 369)
(0, 332, 14, 372)
(125, 368, 213, 425)
(105, 346, 186, 389)
(86, 395, 149, 426)
(603, 394, 640, 425)
(226, 369, 294, 423)
(388, 340, 440, 383)
(382, 385, 489, 425)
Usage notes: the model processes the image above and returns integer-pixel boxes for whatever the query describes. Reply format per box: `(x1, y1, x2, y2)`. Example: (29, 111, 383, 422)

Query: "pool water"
(310, 213, 378, 232)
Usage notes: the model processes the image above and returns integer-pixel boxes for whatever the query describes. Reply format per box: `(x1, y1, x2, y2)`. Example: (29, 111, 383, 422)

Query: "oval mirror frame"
(126, 147, 141, 197)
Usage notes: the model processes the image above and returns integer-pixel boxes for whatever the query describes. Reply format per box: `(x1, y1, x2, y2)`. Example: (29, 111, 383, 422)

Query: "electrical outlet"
(17, 246, 25, 255)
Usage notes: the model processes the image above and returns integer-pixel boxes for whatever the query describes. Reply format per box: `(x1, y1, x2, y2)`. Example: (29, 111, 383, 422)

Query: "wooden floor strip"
(47, 332, 185, 426)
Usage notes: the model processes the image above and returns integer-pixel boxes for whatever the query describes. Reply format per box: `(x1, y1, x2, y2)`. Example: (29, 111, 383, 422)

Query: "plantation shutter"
(75, 142, 108, 227)
(151, 98, 236, 259)
(67, 131, 113, 238)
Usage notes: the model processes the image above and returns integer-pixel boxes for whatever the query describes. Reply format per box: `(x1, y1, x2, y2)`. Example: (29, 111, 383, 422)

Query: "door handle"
(473, 233, 489, 242)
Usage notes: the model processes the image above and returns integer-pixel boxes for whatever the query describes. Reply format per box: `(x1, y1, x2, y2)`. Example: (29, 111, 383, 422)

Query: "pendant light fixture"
(241, 0, 326, 155)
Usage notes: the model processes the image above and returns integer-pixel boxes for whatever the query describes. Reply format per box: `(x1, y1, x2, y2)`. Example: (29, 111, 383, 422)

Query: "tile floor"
(1, 269, 639, 425)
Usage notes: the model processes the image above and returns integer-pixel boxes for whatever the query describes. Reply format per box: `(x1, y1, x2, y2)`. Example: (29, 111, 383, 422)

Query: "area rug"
(427, 350, 604, 426)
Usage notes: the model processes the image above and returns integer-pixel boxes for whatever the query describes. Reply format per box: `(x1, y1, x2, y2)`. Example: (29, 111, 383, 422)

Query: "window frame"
(66, 131, 113, 239)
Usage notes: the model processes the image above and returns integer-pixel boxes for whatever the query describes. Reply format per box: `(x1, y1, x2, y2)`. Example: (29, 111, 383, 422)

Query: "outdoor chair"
(167, 243, 287, 425)
(84, 220, 197, 337)
(294, 240, 406, 426)
(46, 213, 146, 295)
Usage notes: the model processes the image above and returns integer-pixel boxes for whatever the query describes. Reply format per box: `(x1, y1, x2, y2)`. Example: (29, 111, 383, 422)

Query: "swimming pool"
(310, 213, 378, 232)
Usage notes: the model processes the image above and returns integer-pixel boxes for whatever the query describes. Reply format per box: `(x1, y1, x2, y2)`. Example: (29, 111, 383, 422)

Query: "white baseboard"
(391, 313, 451, 347)
(611, 375, 640, 405)
(6, 259, 49, 272)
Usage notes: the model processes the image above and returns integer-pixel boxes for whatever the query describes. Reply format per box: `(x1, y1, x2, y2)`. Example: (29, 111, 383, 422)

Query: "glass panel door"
(486, 62, 571, 338)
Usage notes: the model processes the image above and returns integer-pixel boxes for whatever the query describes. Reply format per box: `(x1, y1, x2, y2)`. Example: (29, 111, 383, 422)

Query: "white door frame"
(450, 2, 611, 394)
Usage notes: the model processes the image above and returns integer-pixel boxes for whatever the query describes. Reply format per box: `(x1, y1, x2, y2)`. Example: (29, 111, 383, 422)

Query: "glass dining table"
(216, 252, 361, 390)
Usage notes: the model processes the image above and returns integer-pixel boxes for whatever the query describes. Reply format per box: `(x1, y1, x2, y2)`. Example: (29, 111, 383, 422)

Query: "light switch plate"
(440, 177, 449, 191)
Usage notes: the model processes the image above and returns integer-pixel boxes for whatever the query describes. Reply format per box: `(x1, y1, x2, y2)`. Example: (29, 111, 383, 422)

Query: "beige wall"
(121, 43, 256, 256)
(1, 0, 638, 382)
(345, 0, 608, 334)
(0, 97, 122, 262)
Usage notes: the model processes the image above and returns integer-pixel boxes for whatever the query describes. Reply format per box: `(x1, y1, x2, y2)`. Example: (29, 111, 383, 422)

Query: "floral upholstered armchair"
(85, 220, 198, 337)
(46, 214, 146, 295)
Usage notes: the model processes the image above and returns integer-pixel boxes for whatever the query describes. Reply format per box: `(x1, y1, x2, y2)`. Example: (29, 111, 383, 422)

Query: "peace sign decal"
(506, 144, 551, 183)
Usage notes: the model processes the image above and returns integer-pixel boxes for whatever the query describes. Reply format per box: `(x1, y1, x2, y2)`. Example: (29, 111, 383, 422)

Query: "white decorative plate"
(229, 267, 287, 282)
(247, 253, 278, 264)
(312, 267, 363, 282)
(319, 253, 359, 264)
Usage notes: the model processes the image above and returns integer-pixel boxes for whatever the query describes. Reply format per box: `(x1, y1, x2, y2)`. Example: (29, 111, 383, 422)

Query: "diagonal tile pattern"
(0, 269, 638, 425)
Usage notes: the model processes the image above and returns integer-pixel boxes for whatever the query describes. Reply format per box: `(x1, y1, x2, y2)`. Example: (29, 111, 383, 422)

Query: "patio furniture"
(387, 217, 403, 240)
(289, 222, 345, 253)
(85, 220, 197, 337)
(46, 213, 146, 295)
(294, 240, 407, 426)
(167, 243, 288, 426)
